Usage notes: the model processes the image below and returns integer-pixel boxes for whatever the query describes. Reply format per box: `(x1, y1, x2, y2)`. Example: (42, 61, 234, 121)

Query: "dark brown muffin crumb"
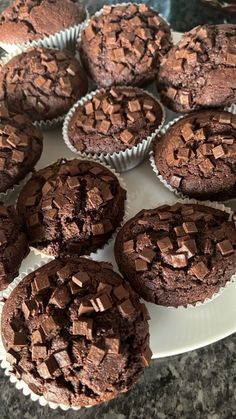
(79, 3, 172, 87)
(0, 102, 43, 193)
(0, 0, 86, 44)
(157, 24, 236, 112)
(1, 258, 151, 406)
(153, 110, 236, 201)
(67, 86, 164, 154)
(17, 159, 126, 257)
(0, 47, 88, 121)
(115, 203, 236, 307)
(0, 203, 29, 291)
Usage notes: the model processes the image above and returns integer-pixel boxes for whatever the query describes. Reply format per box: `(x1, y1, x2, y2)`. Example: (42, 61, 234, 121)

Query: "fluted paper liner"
(63, 87, 165, 172)
(0, 8, 89, 55)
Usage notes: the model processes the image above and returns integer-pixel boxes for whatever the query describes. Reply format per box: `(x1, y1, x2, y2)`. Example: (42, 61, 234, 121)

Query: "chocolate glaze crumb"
(1, 258, 151, 406)
(115, 203, 236, 307)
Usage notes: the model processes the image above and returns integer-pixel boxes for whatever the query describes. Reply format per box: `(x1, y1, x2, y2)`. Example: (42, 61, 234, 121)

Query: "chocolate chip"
(123, 240, 135, 254)
(72, 317, 93, 339)
(113, 284, 129, 301)
(139, 248, 156, 263)
(118, 299, 136, 317)
(190, 261, 209, 280)
(72, 271, 90, 287)
(50, 286, 71, 309)
(157, 236, 173, 252)
(183, 222, 198, 234)
(217, 239, 234, 256)
(37, 356, 59, 379)
(41, 316, 58, 336)
(32, 345, 47, 360)
(87, 345, 105, 365)
(105, 337, 120, 354)
(135, 259, 148, 272)
(54, 350, 71, 368)
(34, 274, 51, 293)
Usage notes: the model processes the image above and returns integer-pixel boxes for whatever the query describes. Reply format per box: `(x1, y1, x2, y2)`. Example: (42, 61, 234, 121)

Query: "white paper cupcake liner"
(150, 112, 236, 203)
(147, 198, 236, 309)
(63, 87, 165, 172)
(0, 172, 32, 205)
(27, 157, 131, 259)
(0, 8, 89, 55)
(225, 104, 236, 114)
(0, 261, 86, 410)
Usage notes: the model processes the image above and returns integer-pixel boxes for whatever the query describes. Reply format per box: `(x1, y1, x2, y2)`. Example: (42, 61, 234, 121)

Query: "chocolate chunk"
(95, 294, 112, 312)
(157, 237, 173, 252)
(25, 196, 37, 207)
(41, 316, 58, 336)
(32, 345, 47, 360)
(34, 274, 51, 293)
(128, 100, 141, 112)
(174, 226, 186, 237)
(87, 345, 105, 365)
(113, 284, 129, 301)
(170, 175, 182, 188)
(72, 272, 90, 287)
(123, 240, 135, 254)
(135, 259, 148, 272)
(32, 329, 45, 345)
(91, 223, 105, 236)
(178, 239, 197, 259)
(50, 286, 71, 309)
(28, 213, 40, 227)
(183, 222, 198, 234)
(118, 299, 136, 317)
(199, 159, 214, 174)
(6, 349, 18, 365)
(120, 130, 134, 144)
(139, 248, 156, 263)
(212, 145, 225, 159)
(141, 346, 152, 367)
(72, 317, 93, 339)
(171, 253, 188, 268)
(181, 124, 194, 142)
(78, 302, 94, 316)
(67, 176, 80, 189)
(37, 356, 59, 379)
(22, 300, 37, 319)
(105, 337, 120, 354)
(190, 261, 209, 280)
(54, 350, 71, 368)
(203, 238, 213, 255)
(57, 265, 71, 282)
(217, 240, 234, 256)
(12, 332, 28, 347)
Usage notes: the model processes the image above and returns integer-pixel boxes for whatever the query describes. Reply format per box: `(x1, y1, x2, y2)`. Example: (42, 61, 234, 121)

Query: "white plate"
(8, 30, 236, 359)
(12, 126, 236, 359)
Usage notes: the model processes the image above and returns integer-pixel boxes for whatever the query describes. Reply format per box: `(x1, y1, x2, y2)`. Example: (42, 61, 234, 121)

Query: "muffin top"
(17, 159, 126, 257)
(0, 47, 88, 121)
(153, 110, 236, 201)
(0, 102, 43, 193)
(158, 24, 236, 112)
(115, 203, 236, 307)
(1, 258, 151, 406)
(79, 3, 172, 87)
(0, 0, 86, 44)
(67, 87, 164, 154)
(0, 203, 29, 291)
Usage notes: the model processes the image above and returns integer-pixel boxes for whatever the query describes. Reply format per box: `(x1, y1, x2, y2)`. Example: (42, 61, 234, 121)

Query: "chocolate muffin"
(0, 103, 43, 193)
(0, 47, 88, 122)
(0, 203, 29, 291)
(0, 0, 86, 44)
(157, 24, 236, 112)
(115, 203, 236, 307)
(152, 110, 236, 201)
(17, 159, 126, 257)
(66, 86, 164, 154)
(1, 258, 151, 406)
(79, 3, 172, 87)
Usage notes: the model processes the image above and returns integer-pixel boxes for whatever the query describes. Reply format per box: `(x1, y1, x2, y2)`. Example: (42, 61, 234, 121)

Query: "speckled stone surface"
(0, 1, 236, 417)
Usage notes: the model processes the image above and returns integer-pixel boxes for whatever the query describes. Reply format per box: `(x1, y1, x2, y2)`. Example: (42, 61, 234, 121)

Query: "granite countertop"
(0, 1, 236, 418)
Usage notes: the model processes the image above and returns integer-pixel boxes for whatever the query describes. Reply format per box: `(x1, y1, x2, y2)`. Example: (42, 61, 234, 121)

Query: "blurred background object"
(201, 0, 236, 12)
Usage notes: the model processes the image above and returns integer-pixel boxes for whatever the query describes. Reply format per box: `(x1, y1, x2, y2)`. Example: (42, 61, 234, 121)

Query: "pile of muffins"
(0, 0, 235, 410)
